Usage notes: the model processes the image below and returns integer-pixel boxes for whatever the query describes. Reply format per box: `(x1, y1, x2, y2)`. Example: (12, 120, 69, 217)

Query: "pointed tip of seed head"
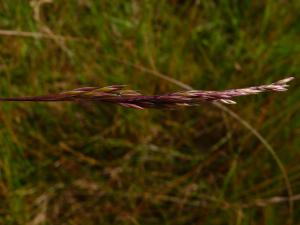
(119, 103, 144, 109)
(96, 85, 127, 92)
(276, 76, 295, 84)
(275, 87, 288, 92)
(219, 99, 237, 104)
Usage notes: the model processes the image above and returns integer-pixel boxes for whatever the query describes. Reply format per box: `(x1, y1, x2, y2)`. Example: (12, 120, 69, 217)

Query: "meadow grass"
(0, 0, 299, 224)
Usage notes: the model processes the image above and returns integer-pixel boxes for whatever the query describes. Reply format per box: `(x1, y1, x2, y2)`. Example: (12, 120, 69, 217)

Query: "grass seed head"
(0, 77, 294, 108)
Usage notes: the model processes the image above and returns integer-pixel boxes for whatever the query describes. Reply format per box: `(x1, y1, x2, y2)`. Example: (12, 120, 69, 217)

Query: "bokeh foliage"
(0, 0, 299, 224)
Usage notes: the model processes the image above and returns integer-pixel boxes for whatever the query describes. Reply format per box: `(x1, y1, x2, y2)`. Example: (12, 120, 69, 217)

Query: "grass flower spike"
(0, 77, 294, 109)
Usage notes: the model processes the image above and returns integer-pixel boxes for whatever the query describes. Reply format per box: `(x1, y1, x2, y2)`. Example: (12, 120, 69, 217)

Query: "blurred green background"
(0, 0, 299, 224)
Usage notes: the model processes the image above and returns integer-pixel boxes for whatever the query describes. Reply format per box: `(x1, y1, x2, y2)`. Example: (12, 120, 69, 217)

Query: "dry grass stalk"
(0, 77, 294, 109)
